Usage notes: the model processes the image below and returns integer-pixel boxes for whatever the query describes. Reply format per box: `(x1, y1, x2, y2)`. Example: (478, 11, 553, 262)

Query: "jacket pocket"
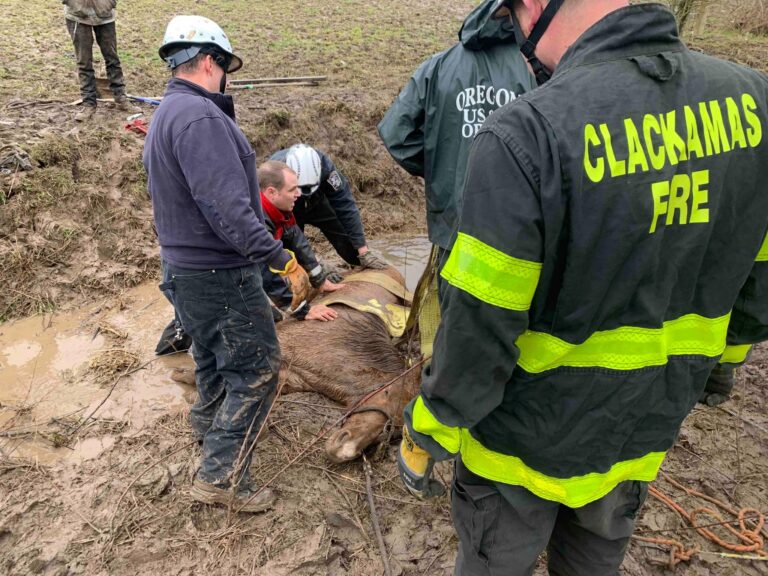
(93, 0, 115, 17)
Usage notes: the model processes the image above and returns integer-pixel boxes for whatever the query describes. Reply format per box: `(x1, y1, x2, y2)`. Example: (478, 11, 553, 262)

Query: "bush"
(731, 0, 768, 34)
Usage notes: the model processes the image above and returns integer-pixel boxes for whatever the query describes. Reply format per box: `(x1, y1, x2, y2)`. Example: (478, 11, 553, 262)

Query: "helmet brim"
(160, 42, 243, 73)
(227, 55, 243, 73)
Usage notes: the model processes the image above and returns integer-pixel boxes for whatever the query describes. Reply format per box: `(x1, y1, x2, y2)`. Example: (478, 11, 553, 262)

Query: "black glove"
(699, 363, 735, 407)
(396, 426, 445, 499)
(308, 265, 326, 289)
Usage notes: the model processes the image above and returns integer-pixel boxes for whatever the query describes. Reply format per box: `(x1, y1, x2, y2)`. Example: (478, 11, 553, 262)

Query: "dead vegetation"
(665, 0, 709, 32)
(0, 341, 766, 575)
(731, 0, 768, 35)
(88, 349, 140, 384)
(0, 385, 457, 576)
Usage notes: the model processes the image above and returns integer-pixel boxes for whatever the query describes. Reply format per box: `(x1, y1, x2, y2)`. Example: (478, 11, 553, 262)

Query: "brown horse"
(172, 266, 420, 462)
(277, 267, 419, 462)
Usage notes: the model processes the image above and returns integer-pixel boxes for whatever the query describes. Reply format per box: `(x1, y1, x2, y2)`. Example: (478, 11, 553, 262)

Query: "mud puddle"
(0, 284, 189, 465)
(0, 237, 431, 465)
(370, 234, 431, 291)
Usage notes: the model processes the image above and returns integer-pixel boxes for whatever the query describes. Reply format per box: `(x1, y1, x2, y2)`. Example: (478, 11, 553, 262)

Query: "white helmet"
(159, 15, 243, 73)
(286, 144, 322, 197)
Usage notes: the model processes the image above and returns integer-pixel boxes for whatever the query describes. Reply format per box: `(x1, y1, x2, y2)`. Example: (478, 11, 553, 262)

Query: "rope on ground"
(633, 535, 698, 568)
(363, 453, 393, 576)
(635, 473, 767, 568)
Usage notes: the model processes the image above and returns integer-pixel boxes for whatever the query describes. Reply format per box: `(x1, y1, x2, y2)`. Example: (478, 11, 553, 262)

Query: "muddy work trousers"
(452, 458, 648, 576)
(294, 192, 361, 266)
(66, 19, 126, 105)
(160, 262, 280, 488)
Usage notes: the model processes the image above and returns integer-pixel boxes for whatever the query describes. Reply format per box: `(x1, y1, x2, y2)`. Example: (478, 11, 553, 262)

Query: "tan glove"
(270, 250, 310, 311)
(396, 426, 445, 499)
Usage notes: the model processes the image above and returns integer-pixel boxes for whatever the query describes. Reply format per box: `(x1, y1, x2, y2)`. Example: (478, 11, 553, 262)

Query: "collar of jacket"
(164, 77, 236, 120)
(260, 192, 296, 241)
(553, 4, 683, 80)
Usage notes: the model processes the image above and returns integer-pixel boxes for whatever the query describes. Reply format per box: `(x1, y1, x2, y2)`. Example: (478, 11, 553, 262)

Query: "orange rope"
(636, 474, 767, 567)
(633, 534, 698, 568)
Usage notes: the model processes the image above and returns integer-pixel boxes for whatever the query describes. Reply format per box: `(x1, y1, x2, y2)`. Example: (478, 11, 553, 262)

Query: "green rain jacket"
(406, 4, 768, 508)
(378, 0, 534, 250)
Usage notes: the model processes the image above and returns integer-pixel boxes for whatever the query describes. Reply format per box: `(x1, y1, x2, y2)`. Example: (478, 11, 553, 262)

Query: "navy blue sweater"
(144, 79, 288, 270)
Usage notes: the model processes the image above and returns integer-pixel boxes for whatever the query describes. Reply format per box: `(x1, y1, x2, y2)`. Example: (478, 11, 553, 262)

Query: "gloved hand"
(359, 249, 389, 270)
(270, 250, 310, 311)
(699, 363, 735, 407)
(396, 426, 445, 499)
(322, 264, 344, 284)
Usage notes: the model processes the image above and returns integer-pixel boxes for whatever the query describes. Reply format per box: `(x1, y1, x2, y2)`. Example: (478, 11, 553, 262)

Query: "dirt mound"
(0, 92, 424, 322)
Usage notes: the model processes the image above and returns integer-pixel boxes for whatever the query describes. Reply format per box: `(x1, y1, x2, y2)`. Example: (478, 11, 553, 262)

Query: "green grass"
(0, 0, 476, 102)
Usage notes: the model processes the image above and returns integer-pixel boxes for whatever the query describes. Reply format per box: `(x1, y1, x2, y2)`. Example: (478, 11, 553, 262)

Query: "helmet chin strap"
(512, 0, 564, 85)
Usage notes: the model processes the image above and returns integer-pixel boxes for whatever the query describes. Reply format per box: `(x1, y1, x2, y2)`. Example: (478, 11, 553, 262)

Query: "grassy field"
(0, 0, 476, 101)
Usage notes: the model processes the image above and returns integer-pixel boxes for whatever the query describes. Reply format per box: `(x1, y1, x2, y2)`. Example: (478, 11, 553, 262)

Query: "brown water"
(371, 234, 431, 292)
(0, 284, 190, 464)
(0, 237, 432, 464)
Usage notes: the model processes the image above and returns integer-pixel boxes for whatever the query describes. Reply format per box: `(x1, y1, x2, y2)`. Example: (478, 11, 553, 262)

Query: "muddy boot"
(190, 479, 276, 513)
(75, 103, 96, 122)
(114, 96, 141, 113)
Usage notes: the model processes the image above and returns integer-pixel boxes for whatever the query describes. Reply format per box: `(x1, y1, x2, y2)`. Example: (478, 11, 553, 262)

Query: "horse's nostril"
(336, 430, 351, 443)
(327, 429, 350, 447)
(325, 429, 359, 463)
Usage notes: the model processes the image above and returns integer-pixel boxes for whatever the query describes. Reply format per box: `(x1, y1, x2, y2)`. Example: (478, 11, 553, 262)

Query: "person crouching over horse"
(258, 160, 345, 322)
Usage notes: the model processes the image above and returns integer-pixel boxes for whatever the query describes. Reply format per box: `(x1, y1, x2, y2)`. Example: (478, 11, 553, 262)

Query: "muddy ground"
(1, 0, 768, 574)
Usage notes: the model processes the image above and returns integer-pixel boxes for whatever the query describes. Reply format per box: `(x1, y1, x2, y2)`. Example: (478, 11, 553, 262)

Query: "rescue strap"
(342, 270, 414, 304)
(315, 293, 409, 337)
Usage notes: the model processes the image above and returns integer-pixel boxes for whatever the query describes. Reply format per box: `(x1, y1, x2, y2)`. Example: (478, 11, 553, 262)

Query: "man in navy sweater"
(144, 16, 309, 513)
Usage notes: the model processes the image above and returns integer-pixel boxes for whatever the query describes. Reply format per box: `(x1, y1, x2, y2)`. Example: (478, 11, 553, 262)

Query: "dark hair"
(200, 46, 232, 73)
(258, 160, 294, 191)
(170, 45, 230, 77)
(171, 52, 206, 77)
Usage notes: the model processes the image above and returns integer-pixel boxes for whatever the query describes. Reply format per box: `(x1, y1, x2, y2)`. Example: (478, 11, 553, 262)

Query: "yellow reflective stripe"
(411, 396, 461, 454)
(517, 313, 730, 373)
(441, 232, 542, 311)
(757, 232, 768, 262)
(460, 430, 665, 508)
(720, 344, 752, 364)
